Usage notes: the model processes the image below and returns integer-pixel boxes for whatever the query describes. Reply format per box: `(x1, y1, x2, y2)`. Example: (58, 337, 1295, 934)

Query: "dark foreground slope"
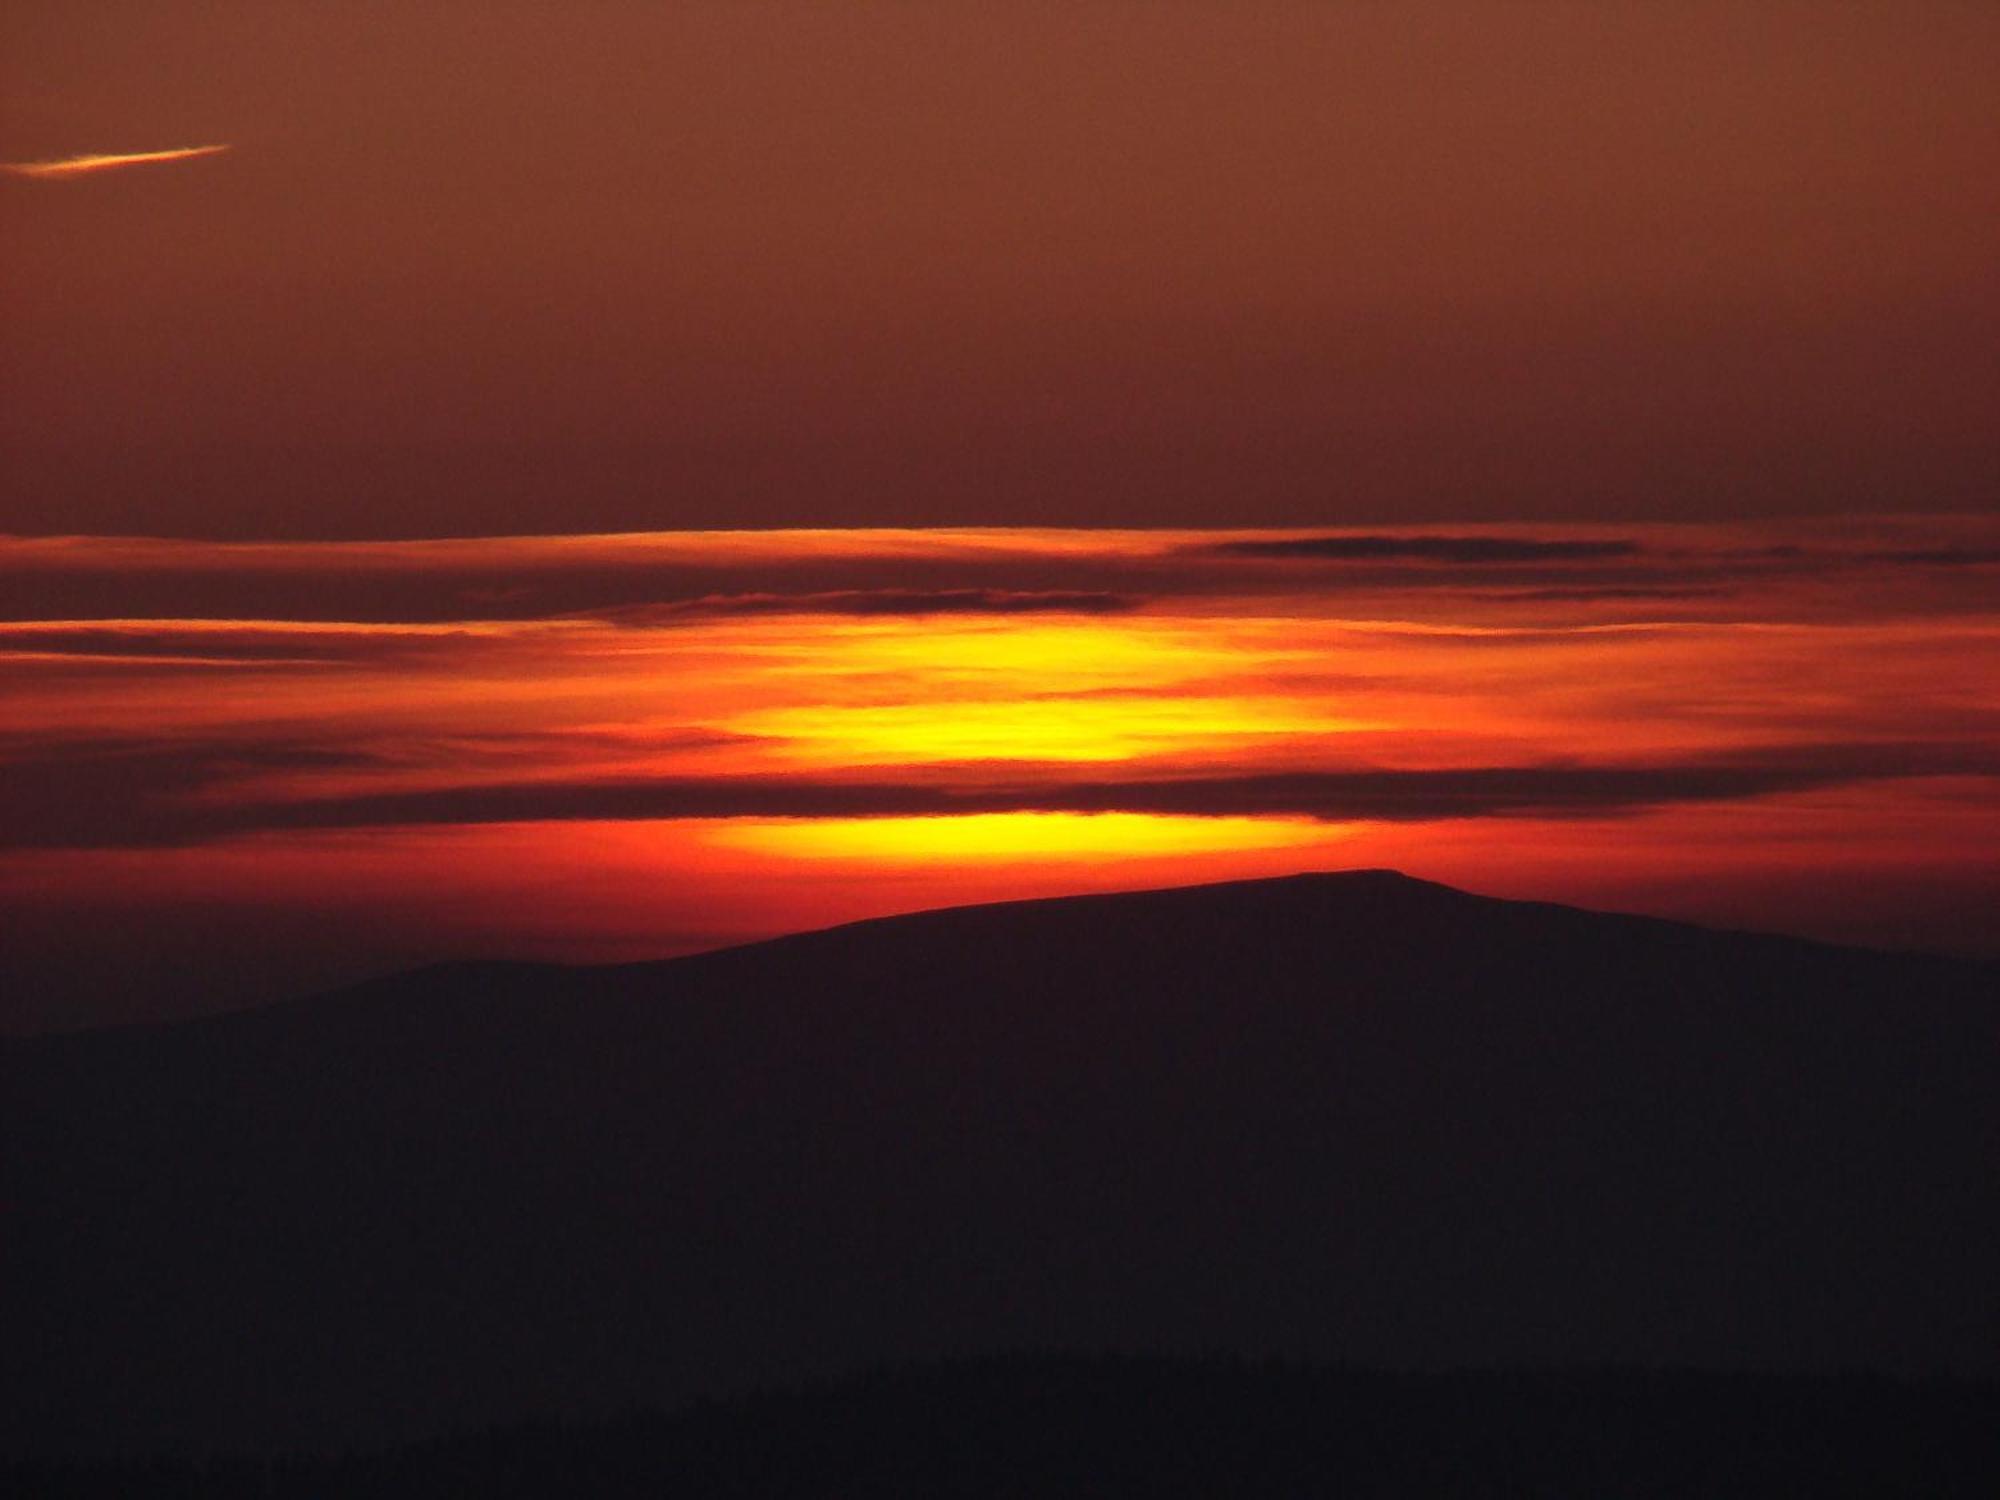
(4, 871, 1997, 1457)
(14, 1358, 2000, 1499)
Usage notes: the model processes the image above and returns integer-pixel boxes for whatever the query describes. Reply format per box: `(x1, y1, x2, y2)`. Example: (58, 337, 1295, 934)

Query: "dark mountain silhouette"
(4, 871, 1996, 1460)
(12, 1358, 2000, 1499)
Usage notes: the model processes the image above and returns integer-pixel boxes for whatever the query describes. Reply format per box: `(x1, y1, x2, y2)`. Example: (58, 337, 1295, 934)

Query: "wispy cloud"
(1, 144, 231, 180)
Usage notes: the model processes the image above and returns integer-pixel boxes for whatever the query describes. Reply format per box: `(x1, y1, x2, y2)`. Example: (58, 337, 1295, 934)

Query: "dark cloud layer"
(0, 559, 1156, 627)
(7, 736, 1992, 851)
(1866, 549, 2000, 567)
(5, 522, 1997, 629)
(1469, 585, 1731, 603)
(0, 624, 470, 665)
(595, 589, 1137, 622)
(1200, 535, 1645, 564)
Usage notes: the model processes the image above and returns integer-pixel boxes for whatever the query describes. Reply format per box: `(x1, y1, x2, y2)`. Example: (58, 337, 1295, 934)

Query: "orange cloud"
(1, 144, 231, 180)
(3, 518, 1997, 1034)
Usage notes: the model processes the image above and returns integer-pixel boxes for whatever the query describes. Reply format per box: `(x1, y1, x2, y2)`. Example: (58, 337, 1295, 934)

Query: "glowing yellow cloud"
(727, 696, 1381, 764)
(709, 812, 1340, 863)
(2, 144, 232, 180)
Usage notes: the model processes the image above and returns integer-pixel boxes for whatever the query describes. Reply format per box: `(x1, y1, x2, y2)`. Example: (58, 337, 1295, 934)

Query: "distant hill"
(4, 871, 1996, 1457)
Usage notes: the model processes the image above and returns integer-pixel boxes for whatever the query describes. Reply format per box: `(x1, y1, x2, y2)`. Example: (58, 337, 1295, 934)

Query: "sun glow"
(5, 519, 1998, 1030)
(708, 812, 1342, 863)
(726, 695, 1382, 764)
(733, 618, 1261, 691)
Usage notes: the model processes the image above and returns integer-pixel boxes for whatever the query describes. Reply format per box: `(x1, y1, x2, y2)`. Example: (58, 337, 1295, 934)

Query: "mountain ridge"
(5, 869, 1996, 1456)
(15, 868, 1987, 1046)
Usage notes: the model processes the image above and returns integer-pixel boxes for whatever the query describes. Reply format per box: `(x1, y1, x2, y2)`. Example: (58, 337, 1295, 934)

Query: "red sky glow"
(3, 5, 1997, 1029)
(3, 518, 1995, 1029)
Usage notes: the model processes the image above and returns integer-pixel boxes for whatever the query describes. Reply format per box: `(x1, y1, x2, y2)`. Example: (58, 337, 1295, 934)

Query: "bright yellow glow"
(739, 618, 1261, 693)
(727, 695, 1380, 763)
(2, 144, 232, 179)
(7, 519, 1999, 1001)
(710, 812, 1341, 863)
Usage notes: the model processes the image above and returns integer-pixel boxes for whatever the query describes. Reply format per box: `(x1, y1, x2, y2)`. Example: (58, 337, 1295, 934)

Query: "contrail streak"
(1, 144, 232, 180)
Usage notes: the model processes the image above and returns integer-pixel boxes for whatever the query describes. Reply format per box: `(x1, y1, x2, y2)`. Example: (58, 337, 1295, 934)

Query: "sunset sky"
(3, 4, 1996, 1029)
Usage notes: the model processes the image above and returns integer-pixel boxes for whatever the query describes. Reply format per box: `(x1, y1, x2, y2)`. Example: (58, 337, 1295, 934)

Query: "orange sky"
(4, 2, 1997, 536)
(3, 7, 1997, 1027)
(3, 519, 1995, 1029)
